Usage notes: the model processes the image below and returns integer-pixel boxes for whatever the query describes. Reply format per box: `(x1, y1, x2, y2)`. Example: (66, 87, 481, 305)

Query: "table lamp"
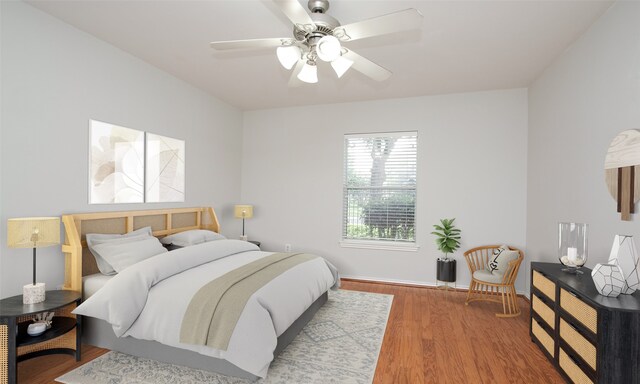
(7, 217, 60, 304)
(234, 205, 253, 241)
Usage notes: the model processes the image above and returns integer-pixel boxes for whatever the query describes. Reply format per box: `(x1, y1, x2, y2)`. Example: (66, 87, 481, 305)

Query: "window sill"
(339, 240, 419, 252)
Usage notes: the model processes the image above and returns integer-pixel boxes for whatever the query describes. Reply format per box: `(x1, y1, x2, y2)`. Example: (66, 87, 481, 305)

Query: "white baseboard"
(340, 274, 528, 296)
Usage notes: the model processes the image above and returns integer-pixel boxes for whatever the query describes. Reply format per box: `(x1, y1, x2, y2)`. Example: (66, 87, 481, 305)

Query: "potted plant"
(431, 218, 462, 284)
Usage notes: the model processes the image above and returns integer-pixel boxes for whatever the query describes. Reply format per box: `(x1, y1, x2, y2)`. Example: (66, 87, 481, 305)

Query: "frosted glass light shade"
(331, 56, 354, 78)
(8, 217, 60, 248)
(297, 62, 318, 83)
(276, 46, 301, 70)
(316, 35, 341, 62)
(234, 205, 253, 219)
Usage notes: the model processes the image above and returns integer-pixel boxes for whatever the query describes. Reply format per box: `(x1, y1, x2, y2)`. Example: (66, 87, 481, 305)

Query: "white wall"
(0, 1, 244, 298)
(527, 1, 640, 272)
(242, 89, 529, 291)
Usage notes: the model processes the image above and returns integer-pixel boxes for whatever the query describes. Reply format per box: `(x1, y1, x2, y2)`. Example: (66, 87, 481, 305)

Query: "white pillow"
(91, 236, 167, 273)
(160, 230, 226, 247)
(488, 245, 520, 275)
(86, 227, 153, 275)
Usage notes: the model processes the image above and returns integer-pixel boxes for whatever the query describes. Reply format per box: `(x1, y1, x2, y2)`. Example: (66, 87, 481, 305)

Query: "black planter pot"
(436, 259, 456, 282)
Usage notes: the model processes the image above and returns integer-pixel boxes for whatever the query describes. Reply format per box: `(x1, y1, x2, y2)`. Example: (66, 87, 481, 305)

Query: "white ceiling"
(27, 0, 613, 111)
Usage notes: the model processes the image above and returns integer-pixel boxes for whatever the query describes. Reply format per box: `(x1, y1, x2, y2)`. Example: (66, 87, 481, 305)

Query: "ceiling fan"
(210, 0, 423, 85)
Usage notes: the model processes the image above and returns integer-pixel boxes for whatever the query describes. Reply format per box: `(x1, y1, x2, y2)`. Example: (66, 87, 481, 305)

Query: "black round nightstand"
(0, 290, 81, 384)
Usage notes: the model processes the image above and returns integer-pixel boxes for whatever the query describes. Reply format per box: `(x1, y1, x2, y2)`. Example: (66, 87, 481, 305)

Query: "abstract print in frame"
(89, 120, 145, 204)
(145, 133, 185, 202)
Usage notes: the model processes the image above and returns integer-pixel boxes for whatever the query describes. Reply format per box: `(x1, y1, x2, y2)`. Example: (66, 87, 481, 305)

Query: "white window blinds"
(343, 132, 417, 243)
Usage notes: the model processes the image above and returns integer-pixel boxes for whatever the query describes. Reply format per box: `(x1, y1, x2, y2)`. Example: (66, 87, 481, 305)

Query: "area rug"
(57, 289, 393, 384)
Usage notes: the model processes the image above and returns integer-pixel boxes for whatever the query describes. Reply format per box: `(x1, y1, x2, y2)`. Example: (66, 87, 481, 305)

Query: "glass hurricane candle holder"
(558, 222, 588, 274)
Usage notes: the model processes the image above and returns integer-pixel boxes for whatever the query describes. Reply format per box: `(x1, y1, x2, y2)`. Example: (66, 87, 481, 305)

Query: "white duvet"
(74, 239, 338, 378)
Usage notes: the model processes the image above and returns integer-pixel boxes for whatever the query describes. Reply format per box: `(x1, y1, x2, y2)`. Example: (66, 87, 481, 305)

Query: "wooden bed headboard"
(61, 207, 220, 292)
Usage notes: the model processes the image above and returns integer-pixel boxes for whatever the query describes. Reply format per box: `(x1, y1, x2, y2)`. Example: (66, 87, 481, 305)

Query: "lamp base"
(23, 283, 46, 304)
(240, 235, 248, 241)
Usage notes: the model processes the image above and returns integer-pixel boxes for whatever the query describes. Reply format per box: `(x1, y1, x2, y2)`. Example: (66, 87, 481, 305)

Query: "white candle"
(567, 247, 578, 264)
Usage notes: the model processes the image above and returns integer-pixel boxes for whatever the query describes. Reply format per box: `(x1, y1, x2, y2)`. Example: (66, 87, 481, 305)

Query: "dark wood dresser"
(530, 262, 640, 384)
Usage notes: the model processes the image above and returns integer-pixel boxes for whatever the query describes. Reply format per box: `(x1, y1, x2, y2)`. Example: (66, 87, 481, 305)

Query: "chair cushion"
(473, 269, 505, 284)
(488, 245, 519, 274)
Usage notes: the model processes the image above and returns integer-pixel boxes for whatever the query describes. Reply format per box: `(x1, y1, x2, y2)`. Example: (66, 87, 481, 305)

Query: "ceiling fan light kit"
(210, 0, 423, 86)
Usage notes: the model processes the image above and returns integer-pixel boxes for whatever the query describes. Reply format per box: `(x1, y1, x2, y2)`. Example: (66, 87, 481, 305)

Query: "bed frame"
(61, 207, 327, 381)
(62, 207, 220, 292)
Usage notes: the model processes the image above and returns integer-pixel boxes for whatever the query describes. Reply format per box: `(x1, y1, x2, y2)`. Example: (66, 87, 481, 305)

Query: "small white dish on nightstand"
(27, 323, 47, 336)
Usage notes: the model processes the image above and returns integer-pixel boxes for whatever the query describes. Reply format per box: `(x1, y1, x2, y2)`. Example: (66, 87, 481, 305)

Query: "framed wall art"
(89, 120, 145, 204)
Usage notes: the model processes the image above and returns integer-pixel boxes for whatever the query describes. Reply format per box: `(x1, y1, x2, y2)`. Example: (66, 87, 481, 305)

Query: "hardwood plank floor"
(18, 280, 564, 383)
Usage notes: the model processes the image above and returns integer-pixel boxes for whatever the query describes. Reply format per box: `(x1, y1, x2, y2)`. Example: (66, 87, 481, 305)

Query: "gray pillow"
(160, 229, 226, 247)
(91, 236, 167, 273)
(488, 245, 520, 275)
(86, 227, 153, 275)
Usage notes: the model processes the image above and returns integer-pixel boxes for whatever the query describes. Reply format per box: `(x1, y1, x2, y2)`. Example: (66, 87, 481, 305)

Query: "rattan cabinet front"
(530, 262, 640, 384)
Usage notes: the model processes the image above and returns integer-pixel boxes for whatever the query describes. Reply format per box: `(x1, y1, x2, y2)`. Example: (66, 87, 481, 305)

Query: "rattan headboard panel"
(81, 217, 126, 238)
(133, 214, 166, 232)
(61, 207, 220, 292)
(172, 212, 197, 228)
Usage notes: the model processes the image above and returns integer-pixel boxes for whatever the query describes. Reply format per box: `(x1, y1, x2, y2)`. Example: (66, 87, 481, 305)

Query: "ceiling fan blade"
(210, 38, 294, 51)
(288, 59, 306, 87)
(342, 49, 391, 82)
(333, 9, 423, 42)
(273, 0, 316, 32)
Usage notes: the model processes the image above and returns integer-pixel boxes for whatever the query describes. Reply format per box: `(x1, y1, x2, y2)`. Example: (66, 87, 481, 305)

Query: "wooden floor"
(18, 280, 565, 384)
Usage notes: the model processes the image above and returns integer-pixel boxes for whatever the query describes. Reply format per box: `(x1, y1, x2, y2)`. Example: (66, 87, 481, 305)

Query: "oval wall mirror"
(605, 129, 640, 221)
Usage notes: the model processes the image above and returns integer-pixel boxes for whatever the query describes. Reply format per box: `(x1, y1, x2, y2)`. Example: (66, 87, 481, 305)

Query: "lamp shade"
(8, 217, 60, 248)
(234, 205, 254, 219)
(277, 46, 301, 70)
(331, 56, 354, 78)
(316, 35, 341, 62)
(297, 62, 318, 84)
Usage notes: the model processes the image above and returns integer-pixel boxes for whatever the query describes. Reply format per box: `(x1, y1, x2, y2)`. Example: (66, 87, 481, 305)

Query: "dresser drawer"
(532, 319, 554, 357)
(559, 318, 596, 370)
(560, 288, 598, 334)
(533, 270, 556, 301)
(532, 294, 555, 329)
(559, 348, 594, 384)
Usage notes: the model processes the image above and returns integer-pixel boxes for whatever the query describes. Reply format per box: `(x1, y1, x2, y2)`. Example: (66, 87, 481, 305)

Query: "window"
(343, 132, 417, 246)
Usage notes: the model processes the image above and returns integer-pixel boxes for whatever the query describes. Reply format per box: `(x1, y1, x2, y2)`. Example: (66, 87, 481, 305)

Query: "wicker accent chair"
(464, 245, 524, 318)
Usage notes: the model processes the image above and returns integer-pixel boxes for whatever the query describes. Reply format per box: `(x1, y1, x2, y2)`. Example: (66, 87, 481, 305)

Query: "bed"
(61, 207, 338, 381)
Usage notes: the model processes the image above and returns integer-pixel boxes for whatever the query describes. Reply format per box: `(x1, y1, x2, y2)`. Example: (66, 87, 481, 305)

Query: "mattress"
(82, 273, 113, 300)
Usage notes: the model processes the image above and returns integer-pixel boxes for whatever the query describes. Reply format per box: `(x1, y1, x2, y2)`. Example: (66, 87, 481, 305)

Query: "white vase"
(591, 263, 625, 298)
(608, 235, 640, 294)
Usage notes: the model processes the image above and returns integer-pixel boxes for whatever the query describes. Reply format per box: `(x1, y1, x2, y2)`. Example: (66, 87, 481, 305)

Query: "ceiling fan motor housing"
(308, 0, 330, 13)
(294, 8, 340, 44)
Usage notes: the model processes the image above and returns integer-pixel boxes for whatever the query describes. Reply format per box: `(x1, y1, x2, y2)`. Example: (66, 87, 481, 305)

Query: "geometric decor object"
(145, 133, 185, 203)
(591, 263, 626, 298)
(608, 235, 640, 294)
(90, 120, 145, 204)
(558, 222, 588, 274)
(604, 129, 640, 221)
